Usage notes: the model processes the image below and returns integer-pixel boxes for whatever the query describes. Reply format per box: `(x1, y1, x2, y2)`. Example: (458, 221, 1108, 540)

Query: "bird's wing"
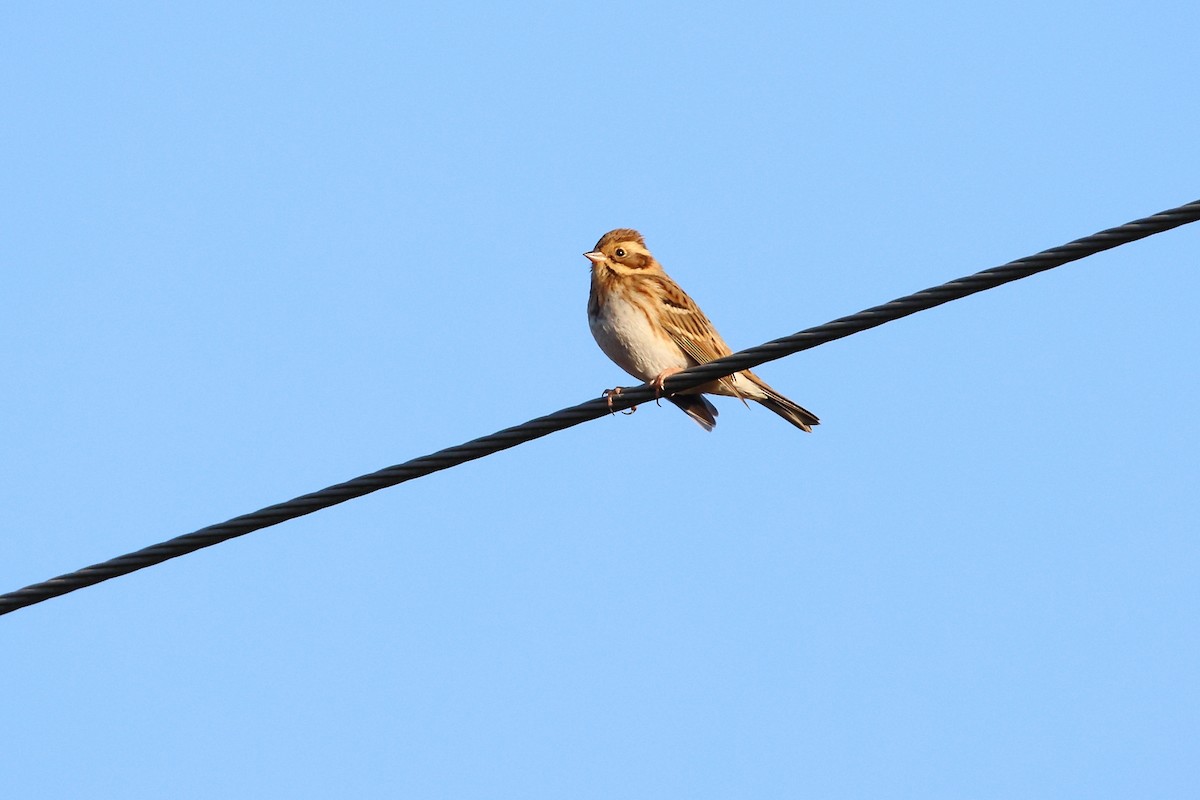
(649, 274, 745, 398)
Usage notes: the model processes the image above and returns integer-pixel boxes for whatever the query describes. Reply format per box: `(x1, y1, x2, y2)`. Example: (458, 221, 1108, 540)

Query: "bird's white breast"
(590, 293, 689, 382)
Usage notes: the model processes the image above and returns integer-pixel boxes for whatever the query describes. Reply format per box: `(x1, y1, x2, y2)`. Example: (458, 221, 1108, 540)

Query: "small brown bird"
(585, 228, 819, 432)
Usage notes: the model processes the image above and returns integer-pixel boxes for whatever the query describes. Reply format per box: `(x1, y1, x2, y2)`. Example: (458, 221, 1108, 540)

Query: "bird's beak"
(583, 251, 605, 264)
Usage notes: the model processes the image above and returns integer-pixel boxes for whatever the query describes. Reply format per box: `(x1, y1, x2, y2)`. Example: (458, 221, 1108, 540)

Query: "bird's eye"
(615, 248, 626, 257)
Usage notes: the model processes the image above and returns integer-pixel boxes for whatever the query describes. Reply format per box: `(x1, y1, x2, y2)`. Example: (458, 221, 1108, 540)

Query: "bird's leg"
(650, 368, 684, 406)
(602, 387, 637, 416)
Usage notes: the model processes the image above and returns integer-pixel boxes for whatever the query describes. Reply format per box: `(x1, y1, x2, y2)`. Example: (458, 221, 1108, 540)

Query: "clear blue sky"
(3, 2, 1197, 797)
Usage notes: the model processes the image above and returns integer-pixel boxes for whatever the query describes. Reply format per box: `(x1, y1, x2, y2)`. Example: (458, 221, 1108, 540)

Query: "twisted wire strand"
(3, 199, 1197, 616)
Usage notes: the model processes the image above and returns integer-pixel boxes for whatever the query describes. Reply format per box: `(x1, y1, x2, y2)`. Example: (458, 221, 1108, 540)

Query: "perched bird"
(584, 228, 820, 432)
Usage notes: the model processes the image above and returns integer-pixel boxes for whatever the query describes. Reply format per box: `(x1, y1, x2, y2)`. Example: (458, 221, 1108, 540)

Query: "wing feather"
(649, 274, 745, 397)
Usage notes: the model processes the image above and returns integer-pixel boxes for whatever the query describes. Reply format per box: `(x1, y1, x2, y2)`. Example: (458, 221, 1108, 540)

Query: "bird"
(584, 228, 819, 432)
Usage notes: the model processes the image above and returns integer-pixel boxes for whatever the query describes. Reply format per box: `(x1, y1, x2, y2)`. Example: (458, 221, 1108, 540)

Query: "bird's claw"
(603, 387, 637, 416)
(650, 368, 684, 407)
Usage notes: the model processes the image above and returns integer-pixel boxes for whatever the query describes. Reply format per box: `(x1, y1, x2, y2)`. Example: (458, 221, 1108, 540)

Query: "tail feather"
(740, 370, 820, 432)
(668, 395, 719, 432)
(755, 391, 820, 433)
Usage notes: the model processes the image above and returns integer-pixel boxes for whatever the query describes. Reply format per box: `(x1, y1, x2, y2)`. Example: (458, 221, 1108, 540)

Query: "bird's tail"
(669, 395, 719, 432)
(754, 390, 820, 432)
(739, 371, 820, 432)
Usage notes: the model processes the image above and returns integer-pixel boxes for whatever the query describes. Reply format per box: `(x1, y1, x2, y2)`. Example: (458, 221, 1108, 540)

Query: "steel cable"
(2, 198, 1197, 616)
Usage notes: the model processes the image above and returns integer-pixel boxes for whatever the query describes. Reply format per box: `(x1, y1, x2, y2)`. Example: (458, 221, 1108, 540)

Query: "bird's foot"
(650, 368, 684, 406)
(603, 387, 637, 416)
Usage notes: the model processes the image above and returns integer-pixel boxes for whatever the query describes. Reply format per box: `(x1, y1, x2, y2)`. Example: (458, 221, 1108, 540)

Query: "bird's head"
(583, 229, 658, 274)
